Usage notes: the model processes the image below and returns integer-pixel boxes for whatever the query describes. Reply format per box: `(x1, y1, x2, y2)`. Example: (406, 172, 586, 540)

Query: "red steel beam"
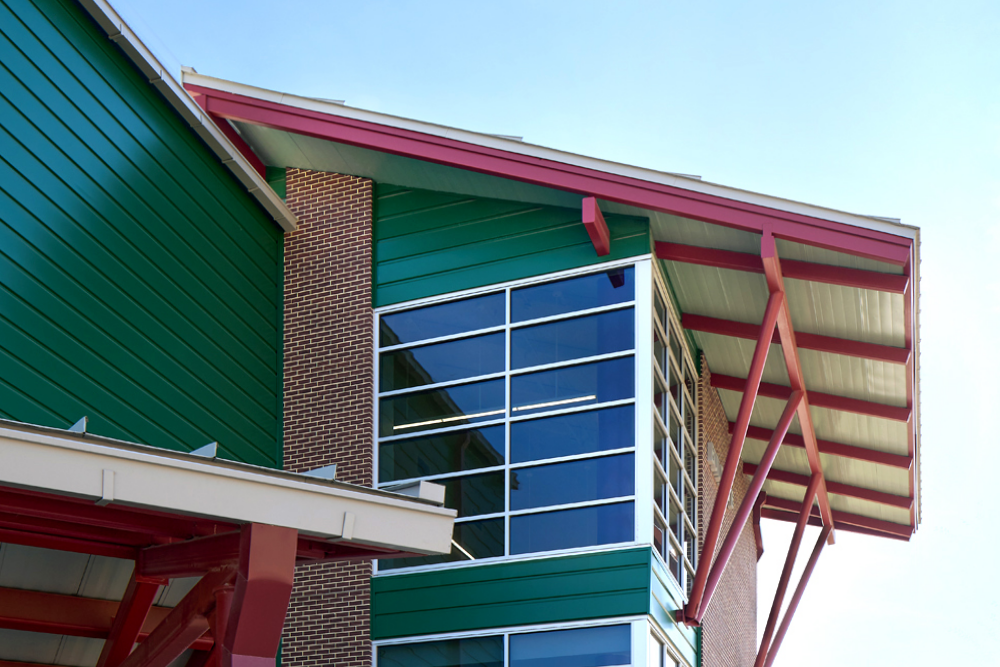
(735, 423, 913, 470)
(744, 462, 913, 511)
(96, 571, 166, 667)
(760, 507, 910, 542)
(683, 291, 784, 622)
(712, 373, 911, 422)
(755, 475, 821, 667)
(655, 242, 909, 292)
(760, 230, 836, 537)
(693, 392, 803, 623)
(582, 196, 611, 256)
(0, 526, 136, 560)
(120, 568, 235, 667)
(763, 496, 912, 539)
(763, 524, 833, 667)
(139, 532, 243, 579)
(0, 587, 212, 649)
(682, 313, 910, 365)
(186, 84, 913, 265)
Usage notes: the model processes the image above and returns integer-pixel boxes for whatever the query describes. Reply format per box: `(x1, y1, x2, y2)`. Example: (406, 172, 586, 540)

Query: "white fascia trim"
(75, 0, 297, 232)
(0, 424, 455, 555)
(183, 72, 918, 241)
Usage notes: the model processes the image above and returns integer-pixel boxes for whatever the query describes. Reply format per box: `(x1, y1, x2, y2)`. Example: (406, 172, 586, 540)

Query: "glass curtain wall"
(650, 264, 699, 595)
(376, 265, 638, 569)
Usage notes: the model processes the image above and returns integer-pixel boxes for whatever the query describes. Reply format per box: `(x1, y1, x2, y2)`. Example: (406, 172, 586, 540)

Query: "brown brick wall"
(699, 357, 757, 667)
(282, 168, 374, 667)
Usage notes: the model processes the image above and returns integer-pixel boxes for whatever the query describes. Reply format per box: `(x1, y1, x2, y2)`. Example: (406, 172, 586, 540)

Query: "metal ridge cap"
(75, 0, 297, 232)
(184, 71, 918, 241)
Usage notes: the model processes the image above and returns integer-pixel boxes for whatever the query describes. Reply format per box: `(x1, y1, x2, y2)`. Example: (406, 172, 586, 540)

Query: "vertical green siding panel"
(0, 0, 282, 466)
(370, 548, 652, 640)
(373, 184, 649, 307)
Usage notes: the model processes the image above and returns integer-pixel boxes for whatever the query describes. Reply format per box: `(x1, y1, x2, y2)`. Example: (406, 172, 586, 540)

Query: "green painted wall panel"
(371, 548, 652, 640)
(0, 0, 282, 466)
(374, 183, 649, 307)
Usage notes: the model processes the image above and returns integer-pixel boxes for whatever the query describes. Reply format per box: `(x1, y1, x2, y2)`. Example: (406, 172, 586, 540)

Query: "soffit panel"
(775, 239, 905, 275)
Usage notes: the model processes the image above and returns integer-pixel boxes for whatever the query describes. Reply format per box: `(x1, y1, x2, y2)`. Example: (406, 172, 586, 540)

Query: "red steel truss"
(0, 485, 413, 667)
(680, 232, 839, 667)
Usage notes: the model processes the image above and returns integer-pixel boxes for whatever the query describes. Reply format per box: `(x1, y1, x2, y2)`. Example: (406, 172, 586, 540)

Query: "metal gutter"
(182, 71, 917, 242)
(75, 0, 298, 232)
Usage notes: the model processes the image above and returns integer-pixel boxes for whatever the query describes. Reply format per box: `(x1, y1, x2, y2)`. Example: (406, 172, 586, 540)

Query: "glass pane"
(380, 518, 504, 569)
(379, 426, 505, 482)
(378, 635, 503, 667)
(380, 293, 505, 347)
(511, 406, 634, 464)
(654, 471, 665, 511)
(441, 472, 505, 517)
(510, 502, 634, 554)
(647, 633, 664, 667)
(511, 309, 634, 370)
(380, 333, 505, 391)
(510, 454, 634, 511)
(511, 267, 634, 322)
(511, 358, 634, 417)
(653, 521, 665, 557)
(379, 379, 505, 436)
(510, 625, 631, 667)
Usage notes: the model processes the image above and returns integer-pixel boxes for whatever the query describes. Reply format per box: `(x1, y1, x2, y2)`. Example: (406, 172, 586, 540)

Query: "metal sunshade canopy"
(181, 71, 919, 666)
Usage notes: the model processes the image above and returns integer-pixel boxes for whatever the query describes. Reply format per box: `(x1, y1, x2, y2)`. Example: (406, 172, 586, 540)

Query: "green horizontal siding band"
(370, 548, 653, 640)
(373, 183, 650, 307)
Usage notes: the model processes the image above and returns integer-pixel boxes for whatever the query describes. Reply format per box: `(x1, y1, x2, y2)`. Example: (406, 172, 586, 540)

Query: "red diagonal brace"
(684, 290, 784, 621)
(763, 524, 833, 667)
(96, 571, 166, 667)
(760, 229, 836, 538)
(693, 391, 802, 623)
(120, 568, 235, 667)
(754, 474, 821, 667)
(222, 523, 298, 667)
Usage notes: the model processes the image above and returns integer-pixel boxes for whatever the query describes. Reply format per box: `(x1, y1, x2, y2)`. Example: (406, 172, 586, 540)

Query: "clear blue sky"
(113, 0, 999, 664)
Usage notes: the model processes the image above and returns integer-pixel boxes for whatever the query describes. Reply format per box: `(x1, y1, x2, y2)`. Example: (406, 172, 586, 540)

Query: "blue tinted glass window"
(380, 426, 505, 482)
(510, 502, 634, 554)
(380, 293, 505, 346)
(511, 406, 634, 464)
(379, 379, 505, 437)
(511, 358, 633, 416)
(381, 518, 504, 569)
(509, 625, 631, 667)
(381, 332, 505, 391)
(510, 454, 634, 511)
(379, 635, 503, 667)
(442, 471, 504, 517)
(511, 309, 634, 370)
(511, 267, 633, 322)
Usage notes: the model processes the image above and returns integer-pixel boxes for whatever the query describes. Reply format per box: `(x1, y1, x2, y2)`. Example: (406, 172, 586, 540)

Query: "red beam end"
(582, 197, 611, 256)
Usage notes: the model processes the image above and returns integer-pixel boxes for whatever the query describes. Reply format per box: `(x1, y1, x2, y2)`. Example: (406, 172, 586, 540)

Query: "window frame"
(373, 258, 650, 574)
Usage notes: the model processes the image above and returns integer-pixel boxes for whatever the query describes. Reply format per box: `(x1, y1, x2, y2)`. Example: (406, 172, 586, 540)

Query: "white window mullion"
(633, 259, 654, 548)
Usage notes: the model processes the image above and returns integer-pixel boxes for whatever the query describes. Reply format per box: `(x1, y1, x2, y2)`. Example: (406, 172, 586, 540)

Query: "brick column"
(282, 169, 374, 667)
(699, 357, 758, 667)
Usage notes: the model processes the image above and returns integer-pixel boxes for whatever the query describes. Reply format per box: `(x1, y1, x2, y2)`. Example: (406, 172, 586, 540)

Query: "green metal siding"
(374, 183, 649, 307)
(371, 548, 652, 640)
(0, 0, 282, 466)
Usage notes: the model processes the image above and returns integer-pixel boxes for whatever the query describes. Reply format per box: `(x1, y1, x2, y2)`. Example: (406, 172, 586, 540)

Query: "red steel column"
(693, 391, 802, 623)
(754, 474, 821, 667)
(763, 524, 833, 667)
(684, 290, 783, 621)
(221, 523, 298, 667)
(95, 572, 165, 667)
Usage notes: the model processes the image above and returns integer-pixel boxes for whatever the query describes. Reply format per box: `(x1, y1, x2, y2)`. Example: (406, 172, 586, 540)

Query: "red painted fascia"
(184, 83, 914, 265)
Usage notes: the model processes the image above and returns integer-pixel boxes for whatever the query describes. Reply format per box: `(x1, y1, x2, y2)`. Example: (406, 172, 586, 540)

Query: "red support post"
(96, 571, 166, 667)
(582, 197, 611, 256)
(763, 524, 833, 667)
(684, 290, 784, 622)
(754, 475, 821, 667)
(693, 392, 803, 623)
(221, 523, 298, 667)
